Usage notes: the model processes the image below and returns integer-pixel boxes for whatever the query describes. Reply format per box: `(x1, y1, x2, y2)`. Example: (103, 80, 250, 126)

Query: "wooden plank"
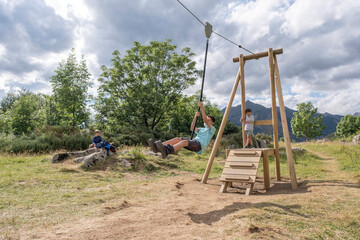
(222, 167, 257, 175)
(233, 48, 283, 62)
(224, 175, 250, 181)
(229, 162, 254, 168)
(225, 157, 261, 163)
(201, 56, 243, 184)
(240, 55, 246, 147)
(269, 48, 281, 181)
(219, 182, 229, 193)
(226, 149, 231, 158)
(274, 55, 298, 189)
(245, 184, 254, 195)
(232, 152, 257, 156)
(254, 119, 273, 126)
(220, 175, 256, 183)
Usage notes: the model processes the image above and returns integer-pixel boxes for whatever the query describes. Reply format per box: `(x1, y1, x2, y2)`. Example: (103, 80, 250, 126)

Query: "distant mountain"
(354, 112, 360, 117)
(222, 100, 343, 141)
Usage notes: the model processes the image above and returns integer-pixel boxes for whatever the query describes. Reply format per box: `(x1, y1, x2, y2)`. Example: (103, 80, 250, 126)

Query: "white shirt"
(244, 115, 254, 131)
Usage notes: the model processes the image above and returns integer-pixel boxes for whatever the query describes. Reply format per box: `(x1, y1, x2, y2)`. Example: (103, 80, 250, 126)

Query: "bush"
(63, 134, 89, 151)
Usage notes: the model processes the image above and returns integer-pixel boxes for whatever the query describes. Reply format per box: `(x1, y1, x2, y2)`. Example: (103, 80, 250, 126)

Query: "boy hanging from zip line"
(148, 101, 216, 158)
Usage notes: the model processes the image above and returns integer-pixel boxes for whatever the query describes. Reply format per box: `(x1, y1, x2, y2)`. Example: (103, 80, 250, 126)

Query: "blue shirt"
(194, 123, 216, 154)
(92, 135, 103, 145)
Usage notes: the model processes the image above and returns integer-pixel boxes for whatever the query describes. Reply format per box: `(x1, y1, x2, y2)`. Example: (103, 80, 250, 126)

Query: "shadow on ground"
(188, 201, 308, 225)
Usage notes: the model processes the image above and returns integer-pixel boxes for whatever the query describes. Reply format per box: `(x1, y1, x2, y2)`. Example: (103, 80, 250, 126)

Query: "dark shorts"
(181, 137, 202, 153)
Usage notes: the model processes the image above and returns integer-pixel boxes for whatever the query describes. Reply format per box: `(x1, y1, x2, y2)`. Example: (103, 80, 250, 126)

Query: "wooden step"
(222, 167, 257, 175)
(226, 156, 261, 163)
(229, 162, 254, 168)
(222, 175, 250, 181)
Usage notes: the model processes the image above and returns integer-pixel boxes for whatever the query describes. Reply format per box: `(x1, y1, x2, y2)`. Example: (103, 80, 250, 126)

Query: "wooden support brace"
(254, 119, 273, 126)
(233, 48, 283, 62)
(219, 182, 229, 193)
(274, 55, 298, 189)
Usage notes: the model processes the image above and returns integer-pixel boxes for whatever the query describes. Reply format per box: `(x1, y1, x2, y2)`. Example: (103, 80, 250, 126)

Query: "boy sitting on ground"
(89, 130, 103, 148)
(148, 101, 216, 158)
(240, 108, 255, 148)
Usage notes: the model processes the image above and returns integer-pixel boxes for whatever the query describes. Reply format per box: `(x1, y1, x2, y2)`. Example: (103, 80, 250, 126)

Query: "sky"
(0, 0, 359, 115)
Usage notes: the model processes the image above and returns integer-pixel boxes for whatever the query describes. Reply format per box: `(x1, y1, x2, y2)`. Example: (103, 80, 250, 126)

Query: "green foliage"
(335, 115, 360, 138)
(96, 40, 201, 132)
(220, 132, 243, 150)
(50, 48, 92, 128)
(223, 121, 240, 135)
(290, 102, 325, 140)
(169, 92, 223, 137)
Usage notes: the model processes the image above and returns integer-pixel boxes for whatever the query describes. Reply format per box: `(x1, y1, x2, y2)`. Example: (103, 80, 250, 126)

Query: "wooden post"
(240, 55, 246, 147)
(201, 57, 242, 184)
(262, 151, 270, 189)
(268, 48, 281, 181)
(273, 55, 298, 189)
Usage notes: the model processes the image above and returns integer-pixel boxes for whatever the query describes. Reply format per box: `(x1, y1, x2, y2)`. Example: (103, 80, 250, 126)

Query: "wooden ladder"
(219, 150, 262, 195)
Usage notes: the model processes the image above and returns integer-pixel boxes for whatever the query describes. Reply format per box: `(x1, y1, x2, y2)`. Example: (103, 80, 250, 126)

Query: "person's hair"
(245, 108, 252, 113)
(208, 115, 215, 123)
(95, 129, 101, 133)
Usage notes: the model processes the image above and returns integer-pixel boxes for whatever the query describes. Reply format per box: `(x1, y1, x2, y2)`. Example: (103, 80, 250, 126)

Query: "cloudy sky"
(0, 0, 359, 115)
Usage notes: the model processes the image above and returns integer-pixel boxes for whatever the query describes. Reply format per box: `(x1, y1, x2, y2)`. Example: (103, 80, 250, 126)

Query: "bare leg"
(173, 140, 189, 152)
(249, 136, 253, 146)
(245, 135, 250, 147)
(163, 137, 182, 146)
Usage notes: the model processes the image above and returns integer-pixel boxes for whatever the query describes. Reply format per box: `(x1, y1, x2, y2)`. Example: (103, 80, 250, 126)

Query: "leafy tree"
(50, 48, 92, 128)
(335, 115, 360, 137)
(290, 102, 325, 141)
(223, 120, 240, 135)
(96, 40, 201, 131)
(168, 92, 223, 137)
(8, 93, 46, 135)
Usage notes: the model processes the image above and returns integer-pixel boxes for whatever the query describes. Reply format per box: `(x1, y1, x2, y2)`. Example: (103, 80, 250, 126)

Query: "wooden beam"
(240, 55, 246, 147)
(201, 56, 242, 184)
(274, 55, 298, 189)
(269, 48, 281, 181)
(233, 48, 283, 62)
(254, 119, 273, 126)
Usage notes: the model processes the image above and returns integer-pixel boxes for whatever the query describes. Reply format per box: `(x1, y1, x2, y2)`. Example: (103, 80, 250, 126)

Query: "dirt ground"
(19, 151, 360, 240)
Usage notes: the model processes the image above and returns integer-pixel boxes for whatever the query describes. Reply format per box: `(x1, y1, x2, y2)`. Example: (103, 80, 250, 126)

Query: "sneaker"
(148, 139, 158, 153)
(155, 141, 168, 158)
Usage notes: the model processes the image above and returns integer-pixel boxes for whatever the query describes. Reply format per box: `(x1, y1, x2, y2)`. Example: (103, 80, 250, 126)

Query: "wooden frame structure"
(202, 48, 298, 190)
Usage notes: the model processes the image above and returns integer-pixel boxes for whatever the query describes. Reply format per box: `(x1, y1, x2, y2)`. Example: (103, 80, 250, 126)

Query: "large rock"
(52, 153, 69, 163)
(353, 134, 360, 144)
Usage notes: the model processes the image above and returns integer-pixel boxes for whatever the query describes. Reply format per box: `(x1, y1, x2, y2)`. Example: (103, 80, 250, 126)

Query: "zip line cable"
(176, 0, 255, 55)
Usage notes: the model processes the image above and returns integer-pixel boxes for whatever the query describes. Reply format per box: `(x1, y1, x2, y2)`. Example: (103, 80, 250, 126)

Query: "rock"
(118, 158, 132, 167)
(292, 147, 305, 153)
(121, 150, 129, 155)
(352, 134, 360, 144)
(258, 140, 268, 148)
(316, 138, 330, 143)
(52, 153, 69, 163)
(82, 149, 110, 168)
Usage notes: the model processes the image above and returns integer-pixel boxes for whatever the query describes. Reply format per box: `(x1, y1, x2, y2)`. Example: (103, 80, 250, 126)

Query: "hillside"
(222, 100, 343, 140)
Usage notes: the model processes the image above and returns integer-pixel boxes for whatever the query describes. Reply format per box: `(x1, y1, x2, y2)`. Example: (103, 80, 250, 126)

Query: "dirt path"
(20, 150, 360, 240)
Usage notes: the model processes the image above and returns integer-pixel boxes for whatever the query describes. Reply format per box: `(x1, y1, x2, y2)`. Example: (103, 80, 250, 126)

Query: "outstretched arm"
(199, 101, 212, 129)
(190, 111, 200, 132)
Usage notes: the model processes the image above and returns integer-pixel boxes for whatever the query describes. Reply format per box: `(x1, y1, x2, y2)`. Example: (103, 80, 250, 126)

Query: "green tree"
(290, 102, 325, 141)
(335, 115, 360, 137)
(50, 48, 92, 128)
(168, 92, 223, 137)
(223, 120, 240, 135)
(8, 93, 46, 135)
(96, 40, 201, 131)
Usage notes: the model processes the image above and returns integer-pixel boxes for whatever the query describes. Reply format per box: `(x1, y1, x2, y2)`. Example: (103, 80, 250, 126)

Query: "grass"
(299, 142, 360, 172)
(1, 142, 360, 239)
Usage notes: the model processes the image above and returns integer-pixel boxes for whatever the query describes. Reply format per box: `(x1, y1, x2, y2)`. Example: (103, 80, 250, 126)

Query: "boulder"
(353, 134, 360, 144)
(52, 153, 69, 163)
(292, 147, 305, 153)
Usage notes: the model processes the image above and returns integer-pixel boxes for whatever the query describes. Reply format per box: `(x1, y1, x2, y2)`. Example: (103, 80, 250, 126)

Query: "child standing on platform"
(241, 108, 254, 148)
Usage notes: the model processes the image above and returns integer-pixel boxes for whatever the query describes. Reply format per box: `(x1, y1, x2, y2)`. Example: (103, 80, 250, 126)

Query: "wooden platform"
(219, 148, 275, 195)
